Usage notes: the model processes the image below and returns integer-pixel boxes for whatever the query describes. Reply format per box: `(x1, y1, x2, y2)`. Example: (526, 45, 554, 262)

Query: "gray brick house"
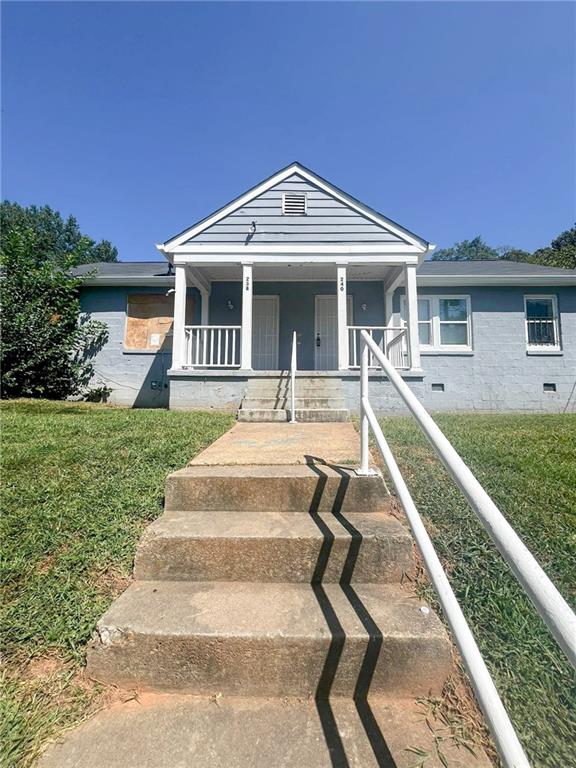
(75, 163, 576, 413)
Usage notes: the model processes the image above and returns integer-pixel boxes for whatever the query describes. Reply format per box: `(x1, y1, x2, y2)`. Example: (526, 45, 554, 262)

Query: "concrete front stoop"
(39, 423, 491, 768)
(238, 374, 349, 422)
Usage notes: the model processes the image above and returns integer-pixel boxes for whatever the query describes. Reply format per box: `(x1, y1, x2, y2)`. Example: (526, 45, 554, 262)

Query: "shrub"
(0, 229, 108, 399)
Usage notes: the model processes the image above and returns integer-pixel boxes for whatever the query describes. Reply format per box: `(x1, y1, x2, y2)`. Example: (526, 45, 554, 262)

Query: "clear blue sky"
(2, 1, 575, 260)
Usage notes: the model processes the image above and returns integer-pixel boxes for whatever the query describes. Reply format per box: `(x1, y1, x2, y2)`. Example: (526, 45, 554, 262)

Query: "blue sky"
(2, 1, 574, 260)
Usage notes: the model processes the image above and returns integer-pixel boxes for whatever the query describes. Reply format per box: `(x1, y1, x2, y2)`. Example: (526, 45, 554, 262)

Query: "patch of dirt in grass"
(20, 653, 67, 680)
(93, 566, 131, 598)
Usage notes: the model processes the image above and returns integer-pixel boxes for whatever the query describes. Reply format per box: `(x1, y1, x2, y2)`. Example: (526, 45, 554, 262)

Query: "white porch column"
(200, 288, 210, 326)
(240, 263, 253, 370)
(337, 264, 349, 370)
(404, 263, 421, 370)
(172, 265, 188, 369)
(384, 288, 395, 326)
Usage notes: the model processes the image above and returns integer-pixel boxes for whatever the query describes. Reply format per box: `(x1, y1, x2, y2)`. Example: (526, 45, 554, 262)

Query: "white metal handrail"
(348, 325, 408, 369)
(185, 325, 241, 368)
(290, 330, 297, 424)
(358, 330, 576, 768)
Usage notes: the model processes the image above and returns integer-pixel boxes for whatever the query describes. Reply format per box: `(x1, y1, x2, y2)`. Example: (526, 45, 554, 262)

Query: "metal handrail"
(290, 330, 297, 423)
(358, 330, 576, 768)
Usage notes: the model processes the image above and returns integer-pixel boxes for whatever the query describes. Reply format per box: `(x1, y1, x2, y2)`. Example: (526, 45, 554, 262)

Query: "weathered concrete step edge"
(37, 694, 492, 768)
(134, 510, 414, 583)
(291, 408, 349, 423)
(86, 581, 451, 698)
(241, 399, 347, 409)
(166, 465, 390, 513)
(237, 409, 287, 423)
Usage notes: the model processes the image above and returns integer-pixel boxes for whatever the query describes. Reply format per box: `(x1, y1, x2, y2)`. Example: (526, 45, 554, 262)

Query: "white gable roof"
(161, 162, 429, 251)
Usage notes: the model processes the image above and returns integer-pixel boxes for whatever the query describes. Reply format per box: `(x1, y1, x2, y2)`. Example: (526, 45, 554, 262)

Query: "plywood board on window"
(124, 294, 195, 351)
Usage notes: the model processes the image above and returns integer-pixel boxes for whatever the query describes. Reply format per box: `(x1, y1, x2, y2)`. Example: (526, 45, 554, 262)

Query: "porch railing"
(185, 325, 241, 368)
(358, 330, 576, 768)
(348, 326, 408, 369)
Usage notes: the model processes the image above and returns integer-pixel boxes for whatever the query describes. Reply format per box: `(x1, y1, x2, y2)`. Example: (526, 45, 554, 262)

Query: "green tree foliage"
(430, 236, 502, 261)
(432, 227, 576, 269)
(0, 201, 117, 266)
(525, 225, 576, 269)
(0, 228, 108, 399)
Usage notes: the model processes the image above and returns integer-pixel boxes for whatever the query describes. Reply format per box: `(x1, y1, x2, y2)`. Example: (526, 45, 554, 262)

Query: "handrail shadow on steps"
(305, 454, 397, 768)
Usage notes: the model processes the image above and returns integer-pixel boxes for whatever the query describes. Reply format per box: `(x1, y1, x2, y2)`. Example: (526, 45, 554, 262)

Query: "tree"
(502, 225, 576, 269)
(0, 201, 117, 266)
(0, 227, 108, 399)
(430, 236, 501, 261)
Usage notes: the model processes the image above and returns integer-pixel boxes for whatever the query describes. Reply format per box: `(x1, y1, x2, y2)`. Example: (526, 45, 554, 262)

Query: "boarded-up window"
(124, 294, 195, 351)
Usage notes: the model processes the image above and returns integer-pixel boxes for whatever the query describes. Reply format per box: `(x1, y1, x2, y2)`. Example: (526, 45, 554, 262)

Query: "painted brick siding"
(185, 173, 406, 245)
(80, 286, 200, 407)
(370, 284, 576, 413)
(80, 282, 576, 412)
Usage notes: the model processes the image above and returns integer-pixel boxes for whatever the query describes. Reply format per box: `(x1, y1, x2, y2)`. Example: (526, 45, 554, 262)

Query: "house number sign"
(245, 275, 251, 291)
(339, 276, 345, 292)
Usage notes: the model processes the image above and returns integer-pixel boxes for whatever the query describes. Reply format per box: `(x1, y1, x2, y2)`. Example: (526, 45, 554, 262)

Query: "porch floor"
(189, 421, 364, 466)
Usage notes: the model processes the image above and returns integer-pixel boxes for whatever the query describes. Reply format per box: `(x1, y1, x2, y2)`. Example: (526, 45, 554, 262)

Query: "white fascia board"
(172, 253, 421, 267)
(286, 166, 428, 250)
(162, 163, 429, 251)
(171, 243, 423, 256)
(163, 165, 301, 249)
(80, 277, 175, 287)
(416, 274, 576, 287)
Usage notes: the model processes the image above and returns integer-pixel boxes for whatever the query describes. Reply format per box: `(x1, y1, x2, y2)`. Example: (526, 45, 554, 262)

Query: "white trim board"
(159, 163, 431, 252)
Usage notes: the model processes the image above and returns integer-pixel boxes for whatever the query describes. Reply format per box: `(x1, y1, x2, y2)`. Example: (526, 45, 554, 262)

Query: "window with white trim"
(401, 295, 472, 351)
(524, 295, 561, 350)
(282, 192, 307, 216)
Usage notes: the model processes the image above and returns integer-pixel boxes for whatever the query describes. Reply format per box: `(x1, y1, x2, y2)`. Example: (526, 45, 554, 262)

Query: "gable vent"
(282, 192, 307, 216)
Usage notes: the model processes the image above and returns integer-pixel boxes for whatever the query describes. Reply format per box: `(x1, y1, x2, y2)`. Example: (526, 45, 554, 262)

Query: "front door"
(314, 295, 353, 370)
(252, 295, 279, 370)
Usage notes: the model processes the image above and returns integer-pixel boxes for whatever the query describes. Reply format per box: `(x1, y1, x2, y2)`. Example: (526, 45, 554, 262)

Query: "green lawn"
(1, 403, 575, 767)
(0, 400, 235, 767)
(376, 413, 576, 768)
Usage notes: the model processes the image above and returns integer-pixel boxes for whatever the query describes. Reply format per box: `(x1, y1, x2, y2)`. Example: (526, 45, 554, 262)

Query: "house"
(75, 162, 576, 413)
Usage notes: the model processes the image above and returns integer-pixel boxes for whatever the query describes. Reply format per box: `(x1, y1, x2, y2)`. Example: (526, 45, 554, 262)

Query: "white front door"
(314, 295, 353, 370)
(252, 295, 279, 370)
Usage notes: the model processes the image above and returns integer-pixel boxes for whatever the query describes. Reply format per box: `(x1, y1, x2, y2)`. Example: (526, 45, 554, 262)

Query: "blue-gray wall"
(186, 173, 406, 245)
(383, 284, 576, 413)
(209, 281, 385, 370)
(80, 285, 200, 407)
(80, 282, 576, 412)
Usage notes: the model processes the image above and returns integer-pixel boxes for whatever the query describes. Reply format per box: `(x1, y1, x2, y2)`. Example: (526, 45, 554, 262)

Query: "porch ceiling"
(188, 263, 400, 282)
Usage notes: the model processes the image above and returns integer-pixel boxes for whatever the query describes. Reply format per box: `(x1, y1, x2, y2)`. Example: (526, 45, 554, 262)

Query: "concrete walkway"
(190, 421, 363, 466)
(38, 421, 490, 768)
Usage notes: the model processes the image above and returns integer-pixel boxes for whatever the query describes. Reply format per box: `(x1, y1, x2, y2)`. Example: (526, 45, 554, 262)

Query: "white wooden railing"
(185, 326, 241, 368)
(348, 326, 408, 369)
(290, 330, 297, 424)
(358, 330, 576, 768)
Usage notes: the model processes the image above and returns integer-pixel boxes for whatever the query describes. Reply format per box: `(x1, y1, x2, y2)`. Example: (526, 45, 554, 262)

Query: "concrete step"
(292, 408, 349, 423)
(246, 384, 344, 395)
(237, 408, 287, 422)
(134, 510, 414, 583)
(38, 694, 492, 768)
(87, 581, 451, 697)
(242, 398, 346, 409)
(165, 465, 390, 514)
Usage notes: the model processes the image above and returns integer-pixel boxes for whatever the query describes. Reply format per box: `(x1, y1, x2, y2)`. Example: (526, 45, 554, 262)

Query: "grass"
(2, 402, 574, 767)
(376, 412, 576, 768)
(0, 399, 234, 767)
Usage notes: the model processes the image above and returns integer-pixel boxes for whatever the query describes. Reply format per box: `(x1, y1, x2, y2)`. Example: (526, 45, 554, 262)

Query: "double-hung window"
(401, 295, 472, 352)
(524, 295, 561, 351)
